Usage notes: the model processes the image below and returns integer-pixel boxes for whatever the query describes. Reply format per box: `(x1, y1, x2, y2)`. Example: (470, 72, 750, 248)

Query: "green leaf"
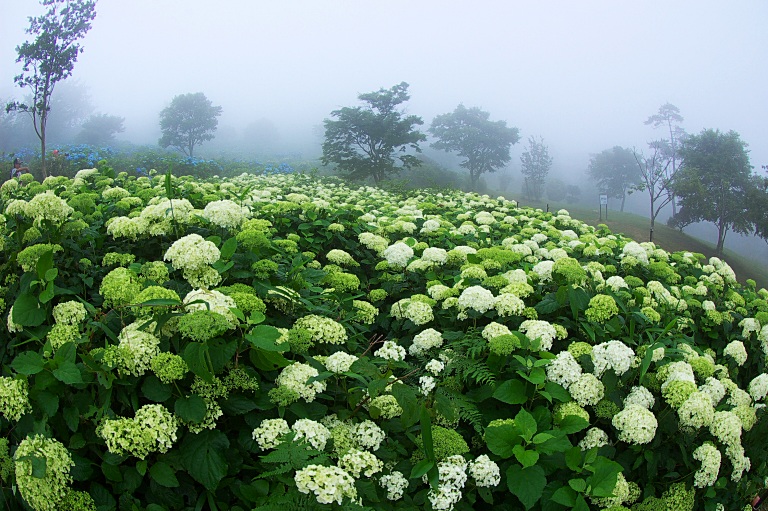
(543, 381, 571, 402)
(220, 237, 238, 260)
(33, 390, 59, 416)
(409, 459, 434, 480)
(536, 430, 573, 455)
(513, 445, 540, 468)
(221, 395, 258, 415)
(208, 338, 237, 373)
(44, 268, 58, 282)
(183, 342, 212, 381)
(551, 485, 577, 506)
(569, 478, 587, 492)
(11, 351, 46, 375)
(573, 494, 591, 511)
(391, 382, 419, 428)
(568, 287, 590, 319)
(53, 361, 83, 384)
(150, 461, 179, 488)
(485, 423, 522, 459)
(141, 375, 172, 402)
(31, 455, 47, 478)
(515, 409, 538, 442)
(249, 349, 290, 372)
(175, 394, 208, 423)
(507, 464, 547, 510)
(493, 379, 528, 404)
(39, 281, 55, 304)
(137, 298, 182, 307)
(558, 415, 590, 434)
(180, 430, 229, 491)
(12, 292, 46, 327)
(521, 367, 546, 385)
(586, 456, 623, 497)
(246, 325, 288, 352)
(35, 249, 54, 281)
(565, 446, 583, 472)
(63, 406, 80, 432)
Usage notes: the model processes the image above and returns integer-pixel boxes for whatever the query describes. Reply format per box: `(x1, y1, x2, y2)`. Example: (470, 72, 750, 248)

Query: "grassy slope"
(521, 201, 768, 290)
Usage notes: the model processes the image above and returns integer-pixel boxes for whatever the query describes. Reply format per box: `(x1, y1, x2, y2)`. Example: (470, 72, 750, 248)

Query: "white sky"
(2, 0, 767, 172)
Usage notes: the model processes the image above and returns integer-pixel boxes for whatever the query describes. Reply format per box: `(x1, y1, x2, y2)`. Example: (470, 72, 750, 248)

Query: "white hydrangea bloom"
(252, 418, 291, 449)
(468, 455, 500, 487)
(379, 471, 409, 500)
(382, 242, 414, 268)
(693, 443, 721, 487)
(338, 448, 383, 477)
(612, 405, 658, 444)
(324, 352, 358, 374)
(201, 199, 250, 229)
(457, 286, 496, 314)
(623, 386, 655, 410)
(591, 340, 635, 377)
(519, 320, 558, 350)
(748, 374, 768, 402)
(723, 340, 748, 366)
(409, 328, 444, 356)
(350, 420, 386, 450)
(421, 247, 448, 265)
(275, 362, 327, 403)
(294, 465, 357, 505)
(292, 419, 331, 451)
(578, 427, 610, 450)
(568, 373, 605, 406)
(375, 340, 406, 362)
(545, 351, 582, 390)
(532, 260, 555, 282)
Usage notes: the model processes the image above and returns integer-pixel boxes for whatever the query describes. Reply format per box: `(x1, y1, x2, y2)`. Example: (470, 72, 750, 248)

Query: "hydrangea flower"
(0, 376, 31, 421)
(375, 340, 406, 362)
(569, 373, 605, 406)
(98, 404, 178, 459)
(591, 340, 635, 377)
(14, 435, 73, 511)
(382, 242, 414, 268)
(379, 471, 409, 500)
(338, 448, 383, 477)
(252, 418, 291, 449)
(293, 315, 348, 345)
(468, 455, 500, 487)
(519, 320, 558, 350)
(294, 464, 357, 505)
(292, 419, 331, 451)
(409, 328, 444, 357)
(274, 362, 327, 403)
(723, 340, 747, 366)
(324, 352, 358, 374)
(457, 285, 496, 314)
(612, 404, 658, 444)
(201, 199, 250, 230)
(578, 427, 610, 450)
(545, 351, 582, 390)
(692, 443, 721, 487)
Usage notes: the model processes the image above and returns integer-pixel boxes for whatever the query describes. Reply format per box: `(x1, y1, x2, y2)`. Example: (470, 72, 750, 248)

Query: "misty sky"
(2, 0, 767, 173)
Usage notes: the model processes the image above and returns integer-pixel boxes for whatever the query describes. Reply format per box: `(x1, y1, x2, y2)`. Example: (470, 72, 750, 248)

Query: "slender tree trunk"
(620, 192, 626, 212)
(41, 118, 47, 178)
(716, 221, 727, 256)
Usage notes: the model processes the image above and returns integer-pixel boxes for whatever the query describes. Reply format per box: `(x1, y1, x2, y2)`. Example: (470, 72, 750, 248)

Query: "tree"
(672, 129, 753, 255)
(7, 0, 97, 177)
(321, 82, 425, 184)
(747, 173, 768, 245)
(520, 136, 552, 200)
(159, 92, 222, 157)
(645, 103, 685, 215)
(77, 113, 125, 145)
(429, 104, 519, 190)
(587, 146, 641, 211)
(633, 141, 674, 242)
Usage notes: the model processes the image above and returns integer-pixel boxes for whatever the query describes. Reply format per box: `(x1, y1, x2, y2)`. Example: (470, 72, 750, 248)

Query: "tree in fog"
(520, 136, 552, 200)
(747, 172, 768, 246)
(322, 82, 425, 184)
(159, 92, 222, 157)
(633, 141, 674, 242)
(7, 0, 97, 177)
(77, 113, 125, 146)
(587, 146, 640, 212)
(429, 104, 519, 191)
(645, 103, 685, 215)
(672, 129, 753, 255)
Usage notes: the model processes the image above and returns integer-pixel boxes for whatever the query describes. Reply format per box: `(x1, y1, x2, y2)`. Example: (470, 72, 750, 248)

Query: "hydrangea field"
(0, 165, 766, 511)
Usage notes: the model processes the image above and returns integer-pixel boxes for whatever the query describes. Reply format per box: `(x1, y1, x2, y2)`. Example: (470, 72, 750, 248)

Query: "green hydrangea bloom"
(223, 367, 259, 392)
(641, 306, 662, 323)
(662, 380, 697, 408)
(250, 259, 279, 279)
(690, 357, 715, 380)
(585, 294, 619, 324)
(554, 402, 590, 424)
(0, 438, 13, 482)
(151, 353, 188, 384)
(47, 323, 80, 352)
(368, 289, 388, 303)
(102, 252, 136, 267)
(321, 268, 361, 292)
(178, 310, 232, 342)
(488, 334, 520, 356)
(99, 267, 142, 308)
(352, 300, 379, 325)
(552, 257, 587, 285)
(0, 376, 32, 421)
(229, 292, 267, 316)
(412, 426, 469, 462)
(521, 307, 538, 320)
(139, 261, 170, 284)
(131, 286, 181, 318)
(268, 385, 300, 407)
(14, 435, 74, 511)
(594, 399, 621, 419)
(17, 243, 63, 273)
(60, 490, 96, 511)
(237, 230, 271, 251)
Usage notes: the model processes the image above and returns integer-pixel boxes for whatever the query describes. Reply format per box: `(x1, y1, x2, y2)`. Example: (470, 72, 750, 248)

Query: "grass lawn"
(519, 200, 768, 290)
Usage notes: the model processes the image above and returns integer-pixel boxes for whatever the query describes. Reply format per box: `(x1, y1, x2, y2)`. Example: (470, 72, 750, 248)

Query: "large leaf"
(391, 382, 419, 428)
(586, 456, 623, 497)
(12, 292, 46, 327)
(507, 464, 547, 510)
(175, 394, 207, 424)
(11, 351, 46, 375)
(246, 325, 288, 352)
(220, 237, 238, 260)
(52, 361, 84, 384)
(485, 423, 522, 459)
(515, 409, 538, 442)
(180, 430, 230, 491)
(493, 379, 528, 404)
(150, 461, 179, 488)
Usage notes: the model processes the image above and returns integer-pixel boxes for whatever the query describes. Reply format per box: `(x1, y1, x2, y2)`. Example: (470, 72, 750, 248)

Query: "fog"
(2, 1, 768, 260)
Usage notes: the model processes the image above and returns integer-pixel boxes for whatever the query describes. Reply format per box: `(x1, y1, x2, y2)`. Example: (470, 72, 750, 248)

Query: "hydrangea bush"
(0, 168, 766, 511)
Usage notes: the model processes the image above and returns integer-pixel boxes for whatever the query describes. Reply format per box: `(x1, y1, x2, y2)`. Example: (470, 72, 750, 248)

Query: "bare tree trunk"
(620, 192, 626, 212)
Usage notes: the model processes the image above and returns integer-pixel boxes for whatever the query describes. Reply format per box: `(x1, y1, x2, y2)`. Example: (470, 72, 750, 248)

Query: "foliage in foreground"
(0, 168, 767, 511)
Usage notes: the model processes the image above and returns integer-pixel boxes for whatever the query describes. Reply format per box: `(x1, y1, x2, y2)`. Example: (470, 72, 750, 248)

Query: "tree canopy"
(587, 146, 641, 211)
(8, 0, 97, 177)
(672, 129, 753, 255)
(429, 104, 519, 190)
(321, 82, 425, 184)
(159, 92, 222, 157)
(77, 113, 125, 145)
(519, 135, 552, 201)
